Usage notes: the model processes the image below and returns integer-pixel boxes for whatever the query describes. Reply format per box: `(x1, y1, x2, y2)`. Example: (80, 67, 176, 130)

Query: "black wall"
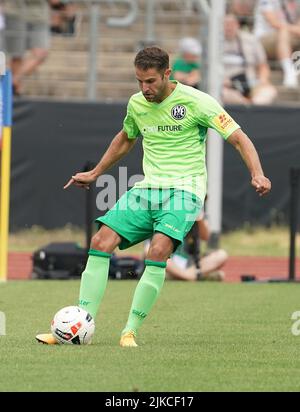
(10, 100, 300, 231)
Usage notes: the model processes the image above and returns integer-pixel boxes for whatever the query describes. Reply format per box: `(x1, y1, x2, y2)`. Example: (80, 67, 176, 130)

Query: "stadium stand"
(20, 0, 203, 100)
(6, 0, 300, 104)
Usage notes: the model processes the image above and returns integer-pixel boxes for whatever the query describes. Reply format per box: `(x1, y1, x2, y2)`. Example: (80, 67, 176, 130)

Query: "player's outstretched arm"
(64, 130, 137, 189)
(227, 129, 271, 197)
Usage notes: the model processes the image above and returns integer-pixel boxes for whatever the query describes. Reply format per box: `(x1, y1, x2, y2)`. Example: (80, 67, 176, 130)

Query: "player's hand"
(251, 175, 271, 197)
(63, 170, 98, 190)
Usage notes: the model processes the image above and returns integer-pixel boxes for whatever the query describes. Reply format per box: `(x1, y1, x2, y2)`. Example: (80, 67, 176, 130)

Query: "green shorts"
(96, 188, 202, 251)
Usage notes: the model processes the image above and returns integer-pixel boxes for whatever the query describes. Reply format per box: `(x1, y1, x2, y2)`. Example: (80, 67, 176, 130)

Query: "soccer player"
(36, 47, 271, 347)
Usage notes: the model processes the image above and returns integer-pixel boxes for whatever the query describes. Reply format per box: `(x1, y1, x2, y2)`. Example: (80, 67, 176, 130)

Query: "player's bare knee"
(147, 244, 170, 262)
(90, 234, 112, 253)
(90, 234, 103, 250)
(91, 226, 121, 252)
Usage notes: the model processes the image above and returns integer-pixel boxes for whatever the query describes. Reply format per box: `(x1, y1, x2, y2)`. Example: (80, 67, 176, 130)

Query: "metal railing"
(5, 1, 268, 106)
(1, 0, 214, 101)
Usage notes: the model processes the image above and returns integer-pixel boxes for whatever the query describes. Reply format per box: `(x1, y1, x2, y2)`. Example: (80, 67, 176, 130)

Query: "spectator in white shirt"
(223, 14, 277, 105)
(253, 0, 300, 88)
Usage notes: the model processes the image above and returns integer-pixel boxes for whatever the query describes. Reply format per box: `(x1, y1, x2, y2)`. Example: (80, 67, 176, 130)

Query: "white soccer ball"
(51, 306, 95, 345)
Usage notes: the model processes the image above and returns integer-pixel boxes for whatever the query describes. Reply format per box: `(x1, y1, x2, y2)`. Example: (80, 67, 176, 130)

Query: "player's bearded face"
(135, 67, 170, 103)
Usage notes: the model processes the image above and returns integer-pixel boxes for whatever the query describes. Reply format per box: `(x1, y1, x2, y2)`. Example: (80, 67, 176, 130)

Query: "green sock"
(78, 249, 111, 319)
(122, 260, 166, 336)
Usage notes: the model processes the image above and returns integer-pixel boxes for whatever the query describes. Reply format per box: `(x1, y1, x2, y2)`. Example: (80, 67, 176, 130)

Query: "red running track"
(7, 252, 300, 283)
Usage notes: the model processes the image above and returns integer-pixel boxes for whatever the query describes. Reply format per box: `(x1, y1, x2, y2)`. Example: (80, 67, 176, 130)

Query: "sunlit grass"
(1, 281, 300, 391)
(220, 226, 299, 257)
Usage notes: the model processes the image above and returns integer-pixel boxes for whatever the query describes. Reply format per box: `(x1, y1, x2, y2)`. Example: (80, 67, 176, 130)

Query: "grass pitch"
(1, 280, 300, 392)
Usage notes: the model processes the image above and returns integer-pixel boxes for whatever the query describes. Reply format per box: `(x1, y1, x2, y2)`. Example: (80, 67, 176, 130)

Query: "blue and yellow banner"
(0, 70, 13, 281)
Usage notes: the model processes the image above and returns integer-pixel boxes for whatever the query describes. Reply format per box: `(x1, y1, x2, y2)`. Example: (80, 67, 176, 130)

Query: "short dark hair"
(134, 46, 169, 72)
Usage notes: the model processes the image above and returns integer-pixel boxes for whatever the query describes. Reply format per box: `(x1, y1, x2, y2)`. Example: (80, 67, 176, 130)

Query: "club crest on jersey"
(171, 105, 186, 120)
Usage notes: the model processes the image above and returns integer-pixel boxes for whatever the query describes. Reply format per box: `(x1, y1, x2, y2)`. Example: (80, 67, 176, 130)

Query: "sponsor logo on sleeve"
(213, 112, 234, 131)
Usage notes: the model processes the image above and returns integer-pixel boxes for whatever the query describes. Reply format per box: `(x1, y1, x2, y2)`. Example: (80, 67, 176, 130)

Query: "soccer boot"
(120, 331, 138, 347)
(35, 333, 58, 345)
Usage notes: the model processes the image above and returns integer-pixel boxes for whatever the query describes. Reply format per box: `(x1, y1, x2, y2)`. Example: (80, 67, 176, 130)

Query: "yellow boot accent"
(120, 331, 138, 347)
(35, 333, 58, 345)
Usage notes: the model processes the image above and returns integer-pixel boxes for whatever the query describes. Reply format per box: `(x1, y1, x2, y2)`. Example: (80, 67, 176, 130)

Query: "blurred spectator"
(0, 5, 5, 52)
(170, 37, 202, 89)
(227, 0, 256, 29)
(3, 0, 50, 96)
(253, 0, 300, 87)
(49, 0, 77, 36)
(223, 14, 277, 105)
(144, 211, 228, 282)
